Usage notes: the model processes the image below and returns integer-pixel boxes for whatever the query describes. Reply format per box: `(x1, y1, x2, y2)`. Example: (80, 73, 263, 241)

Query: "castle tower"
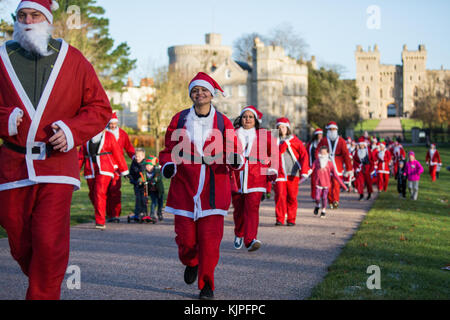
(401, 44, 427, 117)
(355, 45, 381, 118)
(252, 38, 284, 128)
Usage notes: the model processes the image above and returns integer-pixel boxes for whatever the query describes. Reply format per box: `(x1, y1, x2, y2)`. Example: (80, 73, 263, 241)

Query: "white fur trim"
(120, 170, 129, 176)
(242, 107, 262, 123)
(8, 107, 23, 136)
(326, 124, 338, 130)
(162, 162, 177, 179)
(16, 1, 53, 24)
(52, 120, 74, 152)
(189, 80, 215, 97)
(276, 121, 290, 128)
(164, 206, 228, 220)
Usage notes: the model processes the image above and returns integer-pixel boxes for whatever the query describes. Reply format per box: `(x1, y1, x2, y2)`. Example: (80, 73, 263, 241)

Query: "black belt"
(3, 141, 53, 158)
(85, 152, 112, 159)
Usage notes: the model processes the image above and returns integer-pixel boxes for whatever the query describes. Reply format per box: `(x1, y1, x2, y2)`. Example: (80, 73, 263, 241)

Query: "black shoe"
(184, 265, 198, 285)
(359, 194, 364, 201)
(320, 211, 327, 219)
(158, 212, 163, 221)
(287, 222, 296, 227)
(333, 201, 339, 209)
(275, 221, 283, 226)
(366, 193, 371, 200)
(199, 283, 214, 300)
(314, 207, 319, 215)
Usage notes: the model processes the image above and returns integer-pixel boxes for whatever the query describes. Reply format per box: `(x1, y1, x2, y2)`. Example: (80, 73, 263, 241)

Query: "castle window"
(362, 76, 365, 82)
(390, 87, 394, 98)
(366, 87, 370, 98)
(414, 87, 419, 97)
(370, 76, 373, 82)
(366, 65, 369, 71)
(380, 89, 383, 98)
(225, 69, 231, 79)
(238, 85, 247, 97)
(366, 101, 370, 107)
(223, 85, 232, 97)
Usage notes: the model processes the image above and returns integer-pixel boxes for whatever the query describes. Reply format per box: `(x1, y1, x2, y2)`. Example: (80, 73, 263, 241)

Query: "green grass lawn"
(401, 119, 424, 131)
(309, 146, 450, 300)
(355, 119, 381, 132)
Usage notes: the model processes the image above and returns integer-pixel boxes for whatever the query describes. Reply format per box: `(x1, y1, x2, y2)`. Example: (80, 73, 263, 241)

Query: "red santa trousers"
(429, 166, 437, 182)
(355, 170, 373, 194)
(106, 173, 122, 218)
(0, 184, 73, 300)
(232, 192, 263, 247)
(275, 176, 300, 224)
(377, 173, 390, 192)
(87, 175, 113, 225)
(328, 176, 342, 204)
(174, 215, 224, 291)
(310, 173, 317, 200)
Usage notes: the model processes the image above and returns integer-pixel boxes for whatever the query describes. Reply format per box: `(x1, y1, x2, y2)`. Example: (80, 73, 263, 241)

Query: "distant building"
(168, 33, 314, 140)
(355, 44, 450, 119)
(106, 78, 155, 131)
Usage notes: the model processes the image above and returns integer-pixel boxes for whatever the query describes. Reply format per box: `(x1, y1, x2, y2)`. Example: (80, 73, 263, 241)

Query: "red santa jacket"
(78, 131, 129, 179)
(311, 159, 346, 189)
(392, 145, 406, 162)
(316, 136, 352, 177)
(352, 149, 376, 176)
(0, 40, 111, 191)
(277, 135, 310, 182)
(426, 150, 442, 167)
(159, 106, 244, 221)
(108, 127, 135, 159)
(232, 127, 279, 194)
(374, 149, 392, 174)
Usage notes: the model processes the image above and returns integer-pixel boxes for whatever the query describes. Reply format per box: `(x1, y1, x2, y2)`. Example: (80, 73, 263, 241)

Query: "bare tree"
(267, 22, 309, 60)
(232, 32, 267, 63)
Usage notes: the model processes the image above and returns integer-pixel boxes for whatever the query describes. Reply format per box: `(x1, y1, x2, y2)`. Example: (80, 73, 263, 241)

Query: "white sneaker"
(234, 236, 244, 250)
(248, 239, 261, 252)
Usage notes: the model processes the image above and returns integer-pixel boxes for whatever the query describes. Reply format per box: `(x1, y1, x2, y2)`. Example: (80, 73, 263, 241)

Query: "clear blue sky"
(2, 0, 449, 81)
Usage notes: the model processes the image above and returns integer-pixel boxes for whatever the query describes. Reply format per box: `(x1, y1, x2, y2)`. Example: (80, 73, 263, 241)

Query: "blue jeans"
(149, 191, 163, 216)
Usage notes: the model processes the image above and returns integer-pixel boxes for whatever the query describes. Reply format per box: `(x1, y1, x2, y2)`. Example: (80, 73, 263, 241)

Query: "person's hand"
(162, 164, 175, 179)
(16, 115, 23, 128)
(49, 124, 68, 152)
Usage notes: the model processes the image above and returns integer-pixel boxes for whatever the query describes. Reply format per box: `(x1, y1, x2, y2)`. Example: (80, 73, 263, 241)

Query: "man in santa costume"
(425, 143, 442, 182)
(375, 141, 392, 192)
(78, 129, 129, 229)
(307, 128, 323, 201)
(231, 106, 279, 251)
(106, 112, 135, 222)
(353, 137, 375, 200)
(392, 140, 406, 176)
(0, 0, 112, 300)
(316, 121, 353, 209)
(274, 117, 310, 226)
(159, 72, 244, 300)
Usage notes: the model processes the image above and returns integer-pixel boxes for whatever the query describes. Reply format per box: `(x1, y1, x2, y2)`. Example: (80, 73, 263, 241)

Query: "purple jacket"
(405, 160, 424, 181)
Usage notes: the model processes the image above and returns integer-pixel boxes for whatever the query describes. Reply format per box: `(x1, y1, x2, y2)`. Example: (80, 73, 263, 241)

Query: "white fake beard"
(107, 127, 120, 141)
(378, 150, 385, 160)
(327, 130, 338, 141)
(319, 155, 329, 169)
(13, 21, 53, 56)
(357, 148, 368, 160)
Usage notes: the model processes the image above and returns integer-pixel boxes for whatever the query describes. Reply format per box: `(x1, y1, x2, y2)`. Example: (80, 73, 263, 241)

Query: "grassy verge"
(308, 146, 450, 299)
(401, 119, 423, 131)
(355, 119, 381, 132)
(0, 152, 170, 239)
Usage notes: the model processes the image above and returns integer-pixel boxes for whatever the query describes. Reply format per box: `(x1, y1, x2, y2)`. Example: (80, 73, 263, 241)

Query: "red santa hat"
(326, 121, 338, 130)
(189, 72, 226, 97)
(109, 112, 119, 124)
(357, 137, 367, 146)
(276, 117, 291, 128)
(241, 105, 263, 123)
(314, 128, 324, 136)
(16, 0, 59, 24)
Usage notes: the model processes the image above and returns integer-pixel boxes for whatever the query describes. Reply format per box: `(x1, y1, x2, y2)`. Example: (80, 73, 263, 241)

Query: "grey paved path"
(374, 117, 403, 139)
(0, 184, 374, 300)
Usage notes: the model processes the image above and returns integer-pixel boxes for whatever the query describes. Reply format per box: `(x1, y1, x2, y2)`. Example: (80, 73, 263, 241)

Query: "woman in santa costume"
(78, 129, 129, 229)
(159, 72, 244, 300)
(375, 141, 392, 192)
(274, 117, 310, 226)
(0, 0, 111, 300)
(231, 106, 279, 252)
(307, 128, 323, 200)
(392, 140, 406, 176)
(353, 137, 375, 200)
(425, 143, 442, 182)
(106, 112, 135, 222)
(316, 122, 353, 209)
